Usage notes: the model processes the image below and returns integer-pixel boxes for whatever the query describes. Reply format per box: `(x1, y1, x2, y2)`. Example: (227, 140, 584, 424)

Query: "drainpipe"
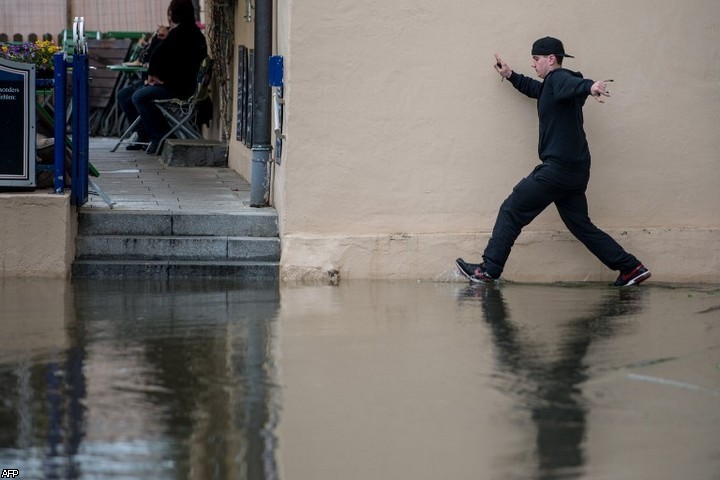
(250, 0, 272, 207)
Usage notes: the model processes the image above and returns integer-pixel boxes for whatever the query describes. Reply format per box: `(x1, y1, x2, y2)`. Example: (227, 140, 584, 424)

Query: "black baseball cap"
(531, 36, 574, 58)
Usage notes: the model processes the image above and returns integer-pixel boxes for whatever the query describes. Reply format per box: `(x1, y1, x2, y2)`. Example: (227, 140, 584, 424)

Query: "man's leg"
(482, 175, 555, 278)
(555, 192, 640, 272)
(131, 85, 173, 146)
(117, 81, 150, 146)
(117, 81, 142, 125)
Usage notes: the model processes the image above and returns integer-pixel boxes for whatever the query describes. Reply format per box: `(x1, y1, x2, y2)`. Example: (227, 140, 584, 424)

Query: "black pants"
(117, 81, 174, 142)
(482, 164, 639, 278)
(117, 80, 146, 138)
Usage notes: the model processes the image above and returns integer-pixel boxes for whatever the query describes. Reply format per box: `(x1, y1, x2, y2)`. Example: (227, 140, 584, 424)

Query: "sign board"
(0, 59, 36, 188)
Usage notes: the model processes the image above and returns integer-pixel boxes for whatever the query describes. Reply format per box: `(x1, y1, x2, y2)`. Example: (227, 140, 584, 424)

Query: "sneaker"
(456, 258, 494, 283)
(613, 264, 651, 287)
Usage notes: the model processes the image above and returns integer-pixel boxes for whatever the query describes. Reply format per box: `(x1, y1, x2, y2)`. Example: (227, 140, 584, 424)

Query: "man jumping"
(456, 37, 650, 287)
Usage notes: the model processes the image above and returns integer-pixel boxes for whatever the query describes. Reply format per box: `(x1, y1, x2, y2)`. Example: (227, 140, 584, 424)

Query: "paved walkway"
(83, 137, 257, 213)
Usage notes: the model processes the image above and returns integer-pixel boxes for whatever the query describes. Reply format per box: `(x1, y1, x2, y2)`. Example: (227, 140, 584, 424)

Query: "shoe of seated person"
(456, 258, 494, 283)
(613, 264, 651, 287)
(126, 143, 147, 151)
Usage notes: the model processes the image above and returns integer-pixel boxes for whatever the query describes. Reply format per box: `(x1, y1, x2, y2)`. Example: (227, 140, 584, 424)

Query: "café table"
(104, 63, 148, 137)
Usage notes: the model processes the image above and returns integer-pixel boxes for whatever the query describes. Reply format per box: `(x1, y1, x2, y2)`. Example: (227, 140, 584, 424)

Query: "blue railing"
(52, 53, 66, 194)
(51, 51, 89, 205)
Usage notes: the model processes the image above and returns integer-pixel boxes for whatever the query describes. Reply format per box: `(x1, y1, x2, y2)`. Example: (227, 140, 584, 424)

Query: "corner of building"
(0, 191, 76, 278)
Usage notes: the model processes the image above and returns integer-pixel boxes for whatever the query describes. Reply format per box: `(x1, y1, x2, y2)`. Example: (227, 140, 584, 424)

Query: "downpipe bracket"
(250, 145, 272, 207)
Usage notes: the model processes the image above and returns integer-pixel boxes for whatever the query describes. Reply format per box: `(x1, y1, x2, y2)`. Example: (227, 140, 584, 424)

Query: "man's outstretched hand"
(590, 79, 613, 103)
(494, 54, 511, 80)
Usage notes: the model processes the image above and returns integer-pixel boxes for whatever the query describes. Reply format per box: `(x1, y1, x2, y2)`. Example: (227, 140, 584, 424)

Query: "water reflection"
(458, 283, 645, 479)
(0, 278, 280, 480)
(2, 278, 717, 479)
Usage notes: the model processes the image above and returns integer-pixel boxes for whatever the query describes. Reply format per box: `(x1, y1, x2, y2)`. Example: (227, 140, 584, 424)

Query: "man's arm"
(494, 54, 542, 98)
(552, 72, 612, 103)
(552, 72, 594, 100)
(508, 72, 543, 98)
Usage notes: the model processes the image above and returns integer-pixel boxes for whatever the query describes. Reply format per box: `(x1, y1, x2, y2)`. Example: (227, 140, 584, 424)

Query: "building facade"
(2, 0, 718, 283)
(227, 0, 720, 283)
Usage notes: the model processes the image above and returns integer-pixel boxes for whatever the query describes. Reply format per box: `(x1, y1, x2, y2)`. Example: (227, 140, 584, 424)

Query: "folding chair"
(153, 56, 214, 151)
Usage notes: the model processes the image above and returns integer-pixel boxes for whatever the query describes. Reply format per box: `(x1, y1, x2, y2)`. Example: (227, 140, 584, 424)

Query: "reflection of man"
(456, 37, 651, 287)
(458, 283, 644, 476)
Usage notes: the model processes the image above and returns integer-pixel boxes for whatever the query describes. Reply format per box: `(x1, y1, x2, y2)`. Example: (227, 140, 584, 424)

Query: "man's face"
(532, 55, 552, 79)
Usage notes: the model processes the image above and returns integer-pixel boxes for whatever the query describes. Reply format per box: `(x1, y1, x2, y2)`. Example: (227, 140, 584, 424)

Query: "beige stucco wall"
(229, 0, 719, 283)
(0, 192, 76, 277)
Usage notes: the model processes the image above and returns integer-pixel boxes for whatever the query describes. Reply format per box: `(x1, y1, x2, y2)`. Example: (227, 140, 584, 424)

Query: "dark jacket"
(147, 22, 207, 99)
(509, 68, 594, 172)
(141, 34, 163, 65)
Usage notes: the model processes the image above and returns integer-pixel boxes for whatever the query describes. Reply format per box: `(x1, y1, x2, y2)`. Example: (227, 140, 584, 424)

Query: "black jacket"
(148, 22, 207, 99)
(509, 68, 594, 172)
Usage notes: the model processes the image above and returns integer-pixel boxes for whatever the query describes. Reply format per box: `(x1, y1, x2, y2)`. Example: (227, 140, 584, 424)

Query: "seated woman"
(116, 25, 168, 150)
(130, 0, 207, 155)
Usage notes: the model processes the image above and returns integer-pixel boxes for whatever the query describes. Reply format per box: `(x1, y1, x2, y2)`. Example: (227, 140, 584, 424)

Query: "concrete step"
(78, 209, 278, 237)
(76, 235, 280, 261)
(72, 260, 279, 279)
(161, 138, 228, 167)
(74, 208, 280, 279)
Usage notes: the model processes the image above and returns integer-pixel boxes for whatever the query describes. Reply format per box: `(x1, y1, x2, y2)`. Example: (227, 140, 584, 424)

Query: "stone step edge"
(73, 259, 279, 266)
(77, 211, 279, 237)
(72, 260, 280, 278)
(78, 209, 277, 217)
(75, 235, 280, 261)
(76, 234, 280, 241)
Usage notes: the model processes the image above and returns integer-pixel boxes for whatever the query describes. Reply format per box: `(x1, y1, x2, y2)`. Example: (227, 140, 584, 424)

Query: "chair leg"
(111, 117, 143, 152)
(165, 114, 198, 137)
(158, 121, 198, 152)
(157, 107, 201, 151)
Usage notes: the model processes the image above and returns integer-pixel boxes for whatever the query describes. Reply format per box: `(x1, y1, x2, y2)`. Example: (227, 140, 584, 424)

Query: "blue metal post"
(53, 53, 66, 194)
(71, 53, 89, 206)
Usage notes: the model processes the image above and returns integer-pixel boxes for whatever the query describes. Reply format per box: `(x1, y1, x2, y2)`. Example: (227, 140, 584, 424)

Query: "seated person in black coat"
(116, 24, 168, 150)
(128, 0, 207, 154)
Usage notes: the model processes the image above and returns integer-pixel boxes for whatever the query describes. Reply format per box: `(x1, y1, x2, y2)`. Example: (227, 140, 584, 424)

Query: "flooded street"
(1, 278, 718, 479)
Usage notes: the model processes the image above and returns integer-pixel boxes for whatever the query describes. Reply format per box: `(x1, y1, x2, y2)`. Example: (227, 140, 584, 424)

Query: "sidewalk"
(83, 136, 255, 213)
